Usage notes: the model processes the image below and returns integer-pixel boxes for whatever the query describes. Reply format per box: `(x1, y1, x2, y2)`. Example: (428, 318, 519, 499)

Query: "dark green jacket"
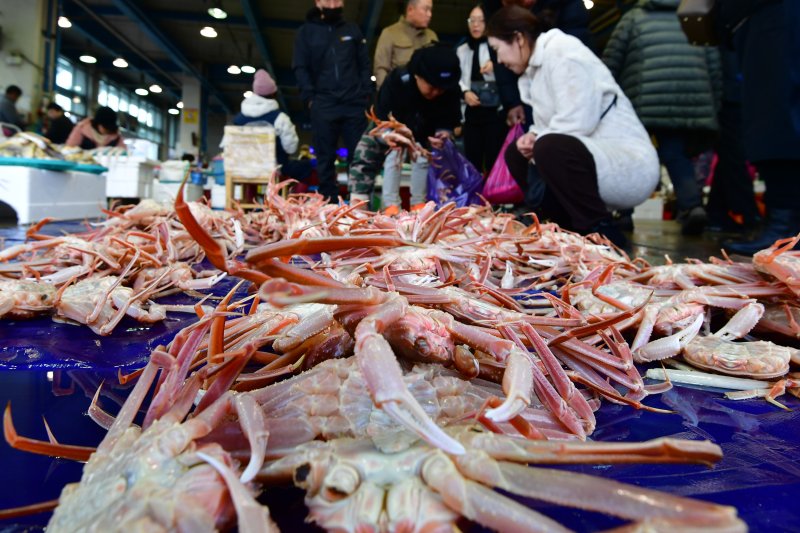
(602, 0, 722, 132)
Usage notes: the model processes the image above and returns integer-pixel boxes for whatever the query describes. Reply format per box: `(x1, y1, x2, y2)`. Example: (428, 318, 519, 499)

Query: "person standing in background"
(43, 103, 74, 145)
(373, 0, 437, 213)
(705, 45, 760, 233)
(373, 0, 437, 89)
(293, 0, 373, 202)
(0, 85, 25, 131)
(603, 0, 721, 235)
(456, 4, 505, 174)
(233, 69, 299, 164)
(721, 0, 800, 254)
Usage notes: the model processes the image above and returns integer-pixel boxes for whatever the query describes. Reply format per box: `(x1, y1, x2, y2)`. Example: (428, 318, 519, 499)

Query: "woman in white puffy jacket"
(233, 69, 309, 180)
(487, 6, 659, 248)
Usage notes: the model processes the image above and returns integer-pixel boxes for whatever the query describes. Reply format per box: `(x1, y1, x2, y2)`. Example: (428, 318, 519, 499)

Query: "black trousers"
(707, 101, 760, 223)
(505, 133, 609, 231)
(760, 159, 800, 210)
(310, 104, 367, 201)
(463, 107, 505, 174)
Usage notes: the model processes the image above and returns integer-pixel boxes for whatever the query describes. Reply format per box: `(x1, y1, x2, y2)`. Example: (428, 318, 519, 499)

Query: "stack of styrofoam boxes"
(0, 166, 106, 224)
(154, 160, 204, 203)
(95, 154, 157, 199)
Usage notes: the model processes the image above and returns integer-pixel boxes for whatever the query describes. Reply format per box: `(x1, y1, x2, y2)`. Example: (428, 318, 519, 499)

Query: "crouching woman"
(488, 6, 658, 248)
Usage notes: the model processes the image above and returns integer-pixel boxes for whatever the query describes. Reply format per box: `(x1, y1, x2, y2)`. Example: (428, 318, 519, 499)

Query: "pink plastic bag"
(482, 123, 525, 204)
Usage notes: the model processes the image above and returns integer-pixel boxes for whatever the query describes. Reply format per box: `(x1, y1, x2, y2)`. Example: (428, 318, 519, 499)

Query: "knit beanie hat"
(408, 46, 461, 90)
(253, 69, 277, 97)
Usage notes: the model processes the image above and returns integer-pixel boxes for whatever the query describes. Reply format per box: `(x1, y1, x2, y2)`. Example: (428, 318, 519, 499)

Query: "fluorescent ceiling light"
(58, 16, 72, 28)
(168, 108, 179, 115)
(135, 88, 149, 96)
(227, 65, 241, 75)
(112, 58, 128, 68)
(243, 91, 253, 98)
(208, 7, 227, 19)
(176, 101, 184, 109)
(79, 55, 97, 64)
(583, 0, 594, 7)
(241, 65, 256, 74)
(200, 26, 217, 38)
(149, 84, 162, 93)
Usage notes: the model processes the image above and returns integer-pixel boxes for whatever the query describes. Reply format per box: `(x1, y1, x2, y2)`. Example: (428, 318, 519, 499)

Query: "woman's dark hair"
(487, 5, 544, 46)
(92, 106, 119, 134)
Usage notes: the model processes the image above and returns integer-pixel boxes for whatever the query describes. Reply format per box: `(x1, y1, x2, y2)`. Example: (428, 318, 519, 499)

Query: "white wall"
(0, 0, 47, 119)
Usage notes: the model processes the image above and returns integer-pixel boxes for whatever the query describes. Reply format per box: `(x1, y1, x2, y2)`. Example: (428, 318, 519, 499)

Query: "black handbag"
(677, 0, 719, 46)
(470, 81, 500, 108)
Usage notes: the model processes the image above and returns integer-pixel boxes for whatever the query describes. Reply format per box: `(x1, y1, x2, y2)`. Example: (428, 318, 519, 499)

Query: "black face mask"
(320, 7, 343, 21)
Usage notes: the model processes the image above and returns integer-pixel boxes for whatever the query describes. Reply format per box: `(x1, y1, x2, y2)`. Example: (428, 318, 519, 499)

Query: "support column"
(176, 75, 201, 159)
(0, 0, 49, 124)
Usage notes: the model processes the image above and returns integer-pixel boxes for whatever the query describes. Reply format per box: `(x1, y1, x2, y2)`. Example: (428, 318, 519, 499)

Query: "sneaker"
(678, 206, 707, 235)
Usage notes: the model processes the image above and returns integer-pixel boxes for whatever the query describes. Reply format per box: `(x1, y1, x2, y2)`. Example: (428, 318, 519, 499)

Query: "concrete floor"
(629, 219, 746, 265)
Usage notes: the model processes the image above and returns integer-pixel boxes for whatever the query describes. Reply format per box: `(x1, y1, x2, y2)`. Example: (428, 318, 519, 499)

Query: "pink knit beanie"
(253, 69, 277, 97)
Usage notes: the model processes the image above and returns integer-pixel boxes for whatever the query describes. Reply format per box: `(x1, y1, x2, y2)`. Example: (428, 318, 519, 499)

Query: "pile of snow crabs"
(3, 177, 799, 531)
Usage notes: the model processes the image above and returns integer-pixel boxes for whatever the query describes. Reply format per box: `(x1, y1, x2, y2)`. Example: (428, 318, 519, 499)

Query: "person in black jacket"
(43, 103, 74, 145)
(348, 46, 462, 208)
(292, 0, 373, 201)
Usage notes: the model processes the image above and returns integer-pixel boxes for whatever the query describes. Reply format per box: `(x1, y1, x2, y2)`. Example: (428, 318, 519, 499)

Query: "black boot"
(723, 208, 800, 255)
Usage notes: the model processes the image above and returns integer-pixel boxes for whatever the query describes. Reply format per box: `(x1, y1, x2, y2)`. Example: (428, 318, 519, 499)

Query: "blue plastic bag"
(426, 139, 484, 208)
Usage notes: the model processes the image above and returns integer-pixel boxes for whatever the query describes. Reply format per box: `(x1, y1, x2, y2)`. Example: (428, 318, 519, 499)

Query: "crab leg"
(422, 453, 571, 533)
(454, 455, 744, 531)
(245, 235, 411, 262)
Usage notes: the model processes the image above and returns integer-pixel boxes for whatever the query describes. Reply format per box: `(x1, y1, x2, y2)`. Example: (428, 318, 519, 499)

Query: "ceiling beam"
(107, 0, 233, 113)
(62, 19, 181, 102)
(239, 0, 289, 111)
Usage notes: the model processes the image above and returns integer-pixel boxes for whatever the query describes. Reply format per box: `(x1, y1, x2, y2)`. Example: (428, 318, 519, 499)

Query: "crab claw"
(357, 330, 465, 455)
(484, 349, 532, 423)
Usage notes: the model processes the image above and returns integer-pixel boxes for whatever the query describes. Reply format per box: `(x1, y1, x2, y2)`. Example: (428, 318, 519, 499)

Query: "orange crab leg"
(0, 499, 60, 520)
(245, 235, 410, 263)
(4, 404, 95, 462)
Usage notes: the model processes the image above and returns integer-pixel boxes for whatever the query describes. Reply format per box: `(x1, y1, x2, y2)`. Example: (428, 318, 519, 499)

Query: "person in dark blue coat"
(292, 0, 373, 201)
(720, 0, 800, 254)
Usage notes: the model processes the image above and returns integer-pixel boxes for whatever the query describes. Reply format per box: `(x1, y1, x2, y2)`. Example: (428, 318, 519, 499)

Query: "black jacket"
(376, 67, 462, 149)
(45, 115, 74, 145)
(292, 8, 373, 109)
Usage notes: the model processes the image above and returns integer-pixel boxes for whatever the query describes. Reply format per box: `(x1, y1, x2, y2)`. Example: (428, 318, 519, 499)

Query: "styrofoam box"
(210, 183, 226, 209)
(95, 155, 157, 198)
(632, 197, 665, 221)
(0, 166, 105, 224)
(152, 179, 204, 204)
